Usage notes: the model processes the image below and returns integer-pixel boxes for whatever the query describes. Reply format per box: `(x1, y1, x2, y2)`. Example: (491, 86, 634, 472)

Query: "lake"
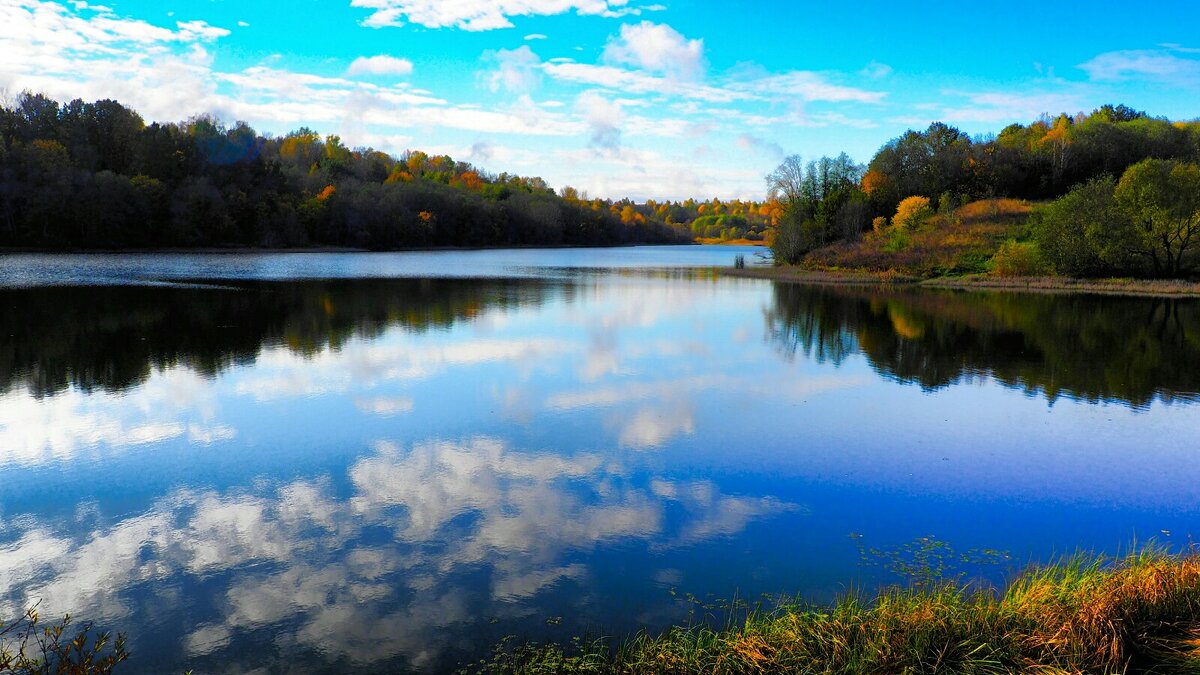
(1, 245, 1198, 674)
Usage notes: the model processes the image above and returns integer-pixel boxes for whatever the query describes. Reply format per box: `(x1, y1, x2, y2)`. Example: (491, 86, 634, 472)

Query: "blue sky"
(3, 0, 1200, 200)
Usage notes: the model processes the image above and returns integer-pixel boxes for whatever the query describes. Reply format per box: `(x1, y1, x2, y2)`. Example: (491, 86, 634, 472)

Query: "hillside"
(801, 199, 1032, 277)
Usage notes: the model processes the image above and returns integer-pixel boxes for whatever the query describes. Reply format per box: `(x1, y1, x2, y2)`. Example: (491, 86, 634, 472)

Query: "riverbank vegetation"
(474, 547, 1200, 674)
(767, 105, 1200, 280)
(0, 608, 127, 674)
(0, 93, 773, 250)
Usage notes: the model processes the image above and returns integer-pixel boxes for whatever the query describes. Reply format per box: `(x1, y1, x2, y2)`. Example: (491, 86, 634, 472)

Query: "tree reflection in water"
(766, 282, 1200, 408)
(0, 278, 557, 398)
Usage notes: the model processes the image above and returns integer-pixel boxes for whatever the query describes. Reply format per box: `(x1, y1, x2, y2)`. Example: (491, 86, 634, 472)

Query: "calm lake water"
(1, 245, 1198, 673)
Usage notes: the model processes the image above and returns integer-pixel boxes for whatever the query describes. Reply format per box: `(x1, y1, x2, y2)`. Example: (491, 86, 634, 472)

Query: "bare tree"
(767, 155, 805, 206)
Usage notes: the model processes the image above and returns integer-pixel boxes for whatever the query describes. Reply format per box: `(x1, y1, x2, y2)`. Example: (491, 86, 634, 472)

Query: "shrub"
(991, 240, 1047, 277)
(872, 216, 888, 233)
(894, 196, 933, 230)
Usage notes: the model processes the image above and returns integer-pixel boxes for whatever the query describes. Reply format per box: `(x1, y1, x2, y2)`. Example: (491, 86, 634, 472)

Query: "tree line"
(769, 105, 1200, 277)
(0, 93, 717, 250)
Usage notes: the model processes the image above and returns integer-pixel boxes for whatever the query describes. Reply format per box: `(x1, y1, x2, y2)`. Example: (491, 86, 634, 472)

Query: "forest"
(768, 105, 1200, 278)
(0, 93, 772, 250)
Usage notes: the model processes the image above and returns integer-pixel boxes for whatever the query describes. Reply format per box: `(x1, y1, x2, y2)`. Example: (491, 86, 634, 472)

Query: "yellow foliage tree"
(894, 196, 933, 230)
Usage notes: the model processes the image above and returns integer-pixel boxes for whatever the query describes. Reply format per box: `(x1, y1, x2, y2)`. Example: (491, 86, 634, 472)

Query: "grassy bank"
(724, 266, 1200, 298)
(724, 265, 1200, 298)
(474, 549, 1200, 674)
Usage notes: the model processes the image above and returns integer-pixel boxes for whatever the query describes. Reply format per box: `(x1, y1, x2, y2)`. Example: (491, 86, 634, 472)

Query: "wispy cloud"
(729, 71, 887, 104)
(1079, 47, 1200, 86)
(859, 61, 892, 79)
(736, 133, 784, 159)
(937, 90, 1087, 124)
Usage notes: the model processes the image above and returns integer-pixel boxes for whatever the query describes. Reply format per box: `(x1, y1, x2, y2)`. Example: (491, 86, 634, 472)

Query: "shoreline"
(724, 266, 1200, 298)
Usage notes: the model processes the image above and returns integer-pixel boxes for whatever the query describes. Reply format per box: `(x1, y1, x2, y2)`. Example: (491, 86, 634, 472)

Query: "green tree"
(1032, 176, 1136, 277)
(1115, 159, 1200, 277)
(867, 123, 972, 210)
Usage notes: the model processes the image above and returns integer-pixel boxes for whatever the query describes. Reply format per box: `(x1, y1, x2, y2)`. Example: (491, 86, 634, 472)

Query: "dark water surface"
(1, 246, 1198, 673)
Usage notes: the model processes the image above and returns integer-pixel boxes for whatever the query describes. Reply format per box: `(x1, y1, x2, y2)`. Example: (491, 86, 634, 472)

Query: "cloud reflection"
(0, 436, 796, 671)
(0, 368, 230, 466)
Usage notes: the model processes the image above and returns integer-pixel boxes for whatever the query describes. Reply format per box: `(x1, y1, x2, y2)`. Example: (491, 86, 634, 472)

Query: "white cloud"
(524, 33, 547, 41)
(602, 21, 705, 81)
(483, 45, 541, 93)
(349, 0, 636, 31)
(346, 55, 415, 77)
(174, 19, 230, 41)
(576, 90, 623, 152)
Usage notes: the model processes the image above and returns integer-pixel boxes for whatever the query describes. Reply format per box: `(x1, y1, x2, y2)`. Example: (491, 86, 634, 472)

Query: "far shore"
(724, 265, 1200, 298)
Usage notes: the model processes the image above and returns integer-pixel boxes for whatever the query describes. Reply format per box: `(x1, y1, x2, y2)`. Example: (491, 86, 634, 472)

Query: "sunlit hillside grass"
(803, 199, 1032, 278)
(474, 548, 1200, 674)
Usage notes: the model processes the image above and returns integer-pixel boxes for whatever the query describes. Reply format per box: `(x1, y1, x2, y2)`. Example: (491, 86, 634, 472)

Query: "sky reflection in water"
(0, 247, 1198, 673)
